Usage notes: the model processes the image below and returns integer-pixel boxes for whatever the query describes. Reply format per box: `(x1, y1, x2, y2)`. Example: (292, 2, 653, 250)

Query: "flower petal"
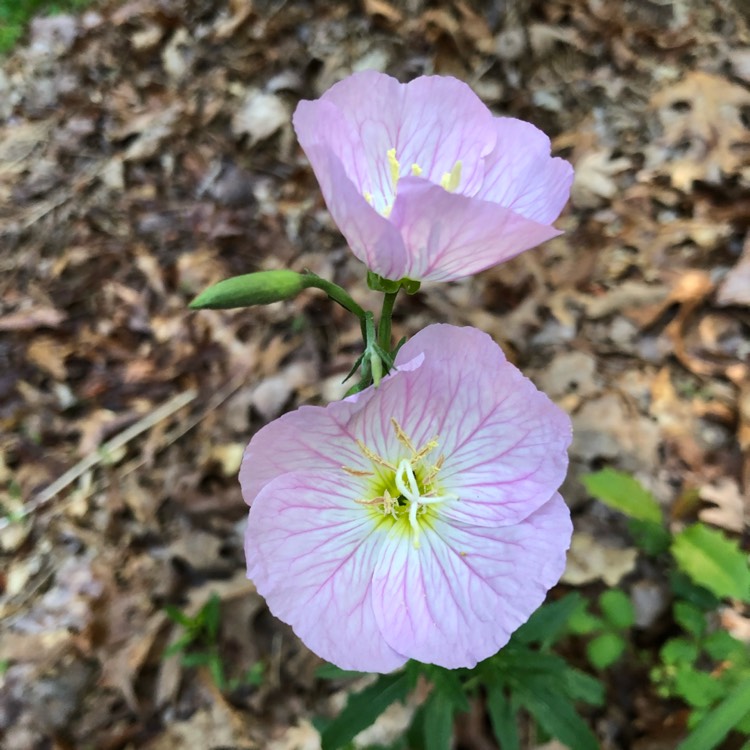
(386, 324, 571, 527)
(246, 469, 407, 672)
(372, 493, 572, 668)
(389, 177, 562, 282)
(317, 71, 496, 199)
(293, 100, 409, 279)
(475, 118, 574, 224)
(240, 399, 369, 505)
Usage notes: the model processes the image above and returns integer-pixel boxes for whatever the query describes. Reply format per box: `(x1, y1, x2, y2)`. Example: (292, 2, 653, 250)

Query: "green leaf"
(561, 668, 606, 706)
(423, 690, 454, 750)
(677, 677, 750, 750)
(164, 605, 193, 627)
(514, 593, 583, 647)
(599, 589, 635, 630)
(582, 469, 663, 523)
(427, 667, 469, 712)
(316, 663, 367, 680)
(673, 601, 706, 638)
(586, 633, 626, 670)
(189, 270, 308, 309)
(516, 685, 599, 750)
(567, 600, 604, 635)
(628, 518, 672, 555)
(674, 667, 726, 708)
(163, 634, 193, 658)
(660, 638, 699, 667)
(669, 571, 721, 611)
(671, 525, 750, 601)
(320, 671, 411, 750)
(181, 651, 214, 667)
(486, 685, 520, 750)
(703, 630, 744, 662)
(202, 594, 221, 642)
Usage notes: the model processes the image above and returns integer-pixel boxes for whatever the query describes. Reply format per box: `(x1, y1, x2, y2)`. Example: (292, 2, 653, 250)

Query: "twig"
(1, 389, 198, 531)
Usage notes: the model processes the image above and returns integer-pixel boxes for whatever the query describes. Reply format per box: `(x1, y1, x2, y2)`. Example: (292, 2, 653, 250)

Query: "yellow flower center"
(343, 418, 457, 548)
(364, 149, 463, 218)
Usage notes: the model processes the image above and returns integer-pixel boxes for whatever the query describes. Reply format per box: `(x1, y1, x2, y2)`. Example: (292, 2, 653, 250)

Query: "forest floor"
(1, 0, 749, 748)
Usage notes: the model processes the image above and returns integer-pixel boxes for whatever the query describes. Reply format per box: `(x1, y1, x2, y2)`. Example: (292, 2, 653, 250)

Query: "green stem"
(302, 273, 367, 324)
(377, 291, 398, 354)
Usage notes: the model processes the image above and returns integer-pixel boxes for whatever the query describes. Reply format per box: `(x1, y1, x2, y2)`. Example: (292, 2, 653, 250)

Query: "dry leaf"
(562, 532, 638, 586)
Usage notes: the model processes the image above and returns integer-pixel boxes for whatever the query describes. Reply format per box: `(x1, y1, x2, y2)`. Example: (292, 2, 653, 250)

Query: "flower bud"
(189, 270, 308, 310)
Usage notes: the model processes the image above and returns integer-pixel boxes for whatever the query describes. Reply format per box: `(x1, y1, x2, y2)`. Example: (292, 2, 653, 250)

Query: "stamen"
(387, 148, 401, 190)
(410, 163, 423, 176)
(357, 440, 396, 471)
(440, 160, 462, 192)
(391, 418, 416, 454)
(342, 465, 374, 477)
(363, 191, 373, 205)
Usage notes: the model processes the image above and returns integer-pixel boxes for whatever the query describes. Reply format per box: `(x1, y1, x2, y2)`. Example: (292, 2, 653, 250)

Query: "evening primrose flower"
(240, 325, 572, 672)
(292, 71, 573, 283)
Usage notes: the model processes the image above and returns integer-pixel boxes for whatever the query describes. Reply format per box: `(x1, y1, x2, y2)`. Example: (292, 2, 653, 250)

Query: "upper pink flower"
(240, 325, 572, 672)
(293, 71, 573, 283)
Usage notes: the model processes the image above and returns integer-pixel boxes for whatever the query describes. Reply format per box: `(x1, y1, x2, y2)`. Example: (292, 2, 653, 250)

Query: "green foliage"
(164, 594, 264, 692)
(318, 671, 413, 750)
(653, 593, 750, 748)
(0, 0, 92, 53)
(316, 471, 750, 750)
(568, 589, 634, 670)
(671, 524, 750, 601)
(318, 596, 604, 750)
(582, 468, 663, 523)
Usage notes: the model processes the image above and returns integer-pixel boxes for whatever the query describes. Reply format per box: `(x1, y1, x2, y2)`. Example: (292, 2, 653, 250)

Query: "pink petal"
(475, 118, 574, 224)
(388, 177, 562, 282)
(317, 71, 496, 198)
(246, 469, 408, 672)
(372, 493, 572, 668)
(386, 325, 572, 527)
(240, 400, 369, 505)
(293, 101, 409, 279)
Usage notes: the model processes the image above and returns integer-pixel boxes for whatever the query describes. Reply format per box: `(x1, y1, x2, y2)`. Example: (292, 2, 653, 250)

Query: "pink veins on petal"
(292, 71, 574, 283)
(241, 324, 573, 672)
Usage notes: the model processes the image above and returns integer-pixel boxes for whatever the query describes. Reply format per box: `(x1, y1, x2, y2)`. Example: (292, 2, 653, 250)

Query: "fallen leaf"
(562, 532, 638, 587)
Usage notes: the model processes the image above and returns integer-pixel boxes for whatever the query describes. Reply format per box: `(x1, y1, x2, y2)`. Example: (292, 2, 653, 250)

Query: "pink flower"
(292, 71, 573, 283)
(241, 325, 572, 672)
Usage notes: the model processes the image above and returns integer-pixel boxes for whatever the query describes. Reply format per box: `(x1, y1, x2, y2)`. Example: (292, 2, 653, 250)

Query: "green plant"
(0, 0, 93, 54)
(316, 594, 604, 750)
(583, 468, 750, 748)
(164, 594, 264, 692)
(568, 589, 636, 670)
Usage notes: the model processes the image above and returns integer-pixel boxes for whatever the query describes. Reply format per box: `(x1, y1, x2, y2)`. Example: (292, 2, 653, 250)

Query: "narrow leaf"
(677, 677, 750, 750)
(517, 685, 599, 750)
(423, 690, 454, 750)
(320, 671, 411, 750)
(583, 469, 663, 523)
(486, 685, 520, 750)
(514, 593, 583, 647)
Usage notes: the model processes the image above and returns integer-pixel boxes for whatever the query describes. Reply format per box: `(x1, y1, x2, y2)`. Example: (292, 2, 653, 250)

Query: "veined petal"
(382, 325, 571, 527)
(372, 493, 572, 668)
(240, 399, 369, 505)
(246, 469, 407, 672)
(317, 71, 496, 199)
(476, 118, 574, 223)
(389, 177, 561, 282)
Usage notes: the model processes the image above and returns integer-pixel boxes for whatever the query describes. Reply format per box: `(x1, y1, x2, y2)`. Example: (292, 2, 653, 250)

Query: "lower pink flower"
(240, 325, 573, 672)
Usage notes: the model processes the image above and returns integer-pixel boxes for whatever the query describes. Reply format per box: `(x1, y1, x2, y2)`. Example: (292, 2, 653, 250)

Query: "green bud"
(189, 270, 309, 310)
